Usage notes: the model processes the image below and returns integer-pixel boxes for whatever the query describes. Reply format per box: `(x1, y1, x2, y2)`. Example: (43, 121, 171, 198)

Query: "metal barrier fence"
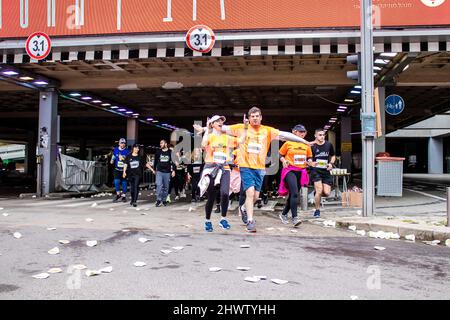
(64, 160, 108, 187)
(141, 169, 156, 189)
(93, 162, 108, 185)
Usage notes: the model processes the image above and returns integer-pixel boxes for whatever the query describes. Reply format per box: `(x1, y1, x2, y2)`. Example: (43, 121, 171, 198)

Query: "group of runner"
(110, 106, 336, 233)
(193, 106, 336, 233)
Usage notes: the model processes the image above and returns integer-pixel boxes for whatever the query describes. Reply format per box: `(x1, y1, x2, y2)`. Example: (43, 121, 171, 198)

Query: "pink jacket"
(278, 165, 309, 196)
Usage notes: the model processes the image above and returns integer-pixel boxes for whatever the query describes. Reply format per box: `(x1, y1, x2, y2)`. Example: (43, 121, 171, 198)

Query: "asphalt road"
(0, 194, 449, 300)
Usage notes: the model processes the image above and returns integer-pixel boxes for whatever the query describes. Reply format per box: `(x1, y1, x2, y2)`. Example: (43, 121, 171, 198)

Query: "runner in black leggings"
(197, 115, 237, 232)
(205, 172, 231, 221)
(278, 124, 313, 227)
(123, 144, 144, 207)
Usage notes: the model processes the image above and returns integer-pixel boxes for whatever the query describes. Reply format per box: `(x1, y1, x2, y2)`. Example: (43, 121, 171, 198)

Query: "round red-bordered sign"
(25, 32, 52, 60)
(185, 25, 215, 53)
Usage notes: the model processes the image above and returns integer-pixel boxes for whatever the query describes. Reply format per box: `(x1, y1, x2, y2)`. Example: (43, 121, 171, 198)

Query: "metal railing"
(141, 169, 156, 189)
(64, 160, 108, 187)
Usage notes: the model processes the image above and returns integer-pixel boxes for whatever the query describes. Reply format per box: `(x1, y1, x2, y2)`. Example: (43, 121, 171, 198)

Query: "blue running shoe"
(313, 209, 321, 218)
(219, 219, 231, 230)
(246, 220, 256, 233)
(205, 221, 213, 232)
(239, 205, 248, 225)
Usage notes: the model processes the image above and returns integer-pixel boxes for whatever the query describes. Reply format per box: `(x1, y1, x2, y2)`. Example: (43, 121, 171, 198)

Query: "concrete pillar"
(340, 116, 352, 171)
(25, 130, 37, 178)
(327, 130, 336, 151)
(428, 137, 444, 174)
(87, 148, 93, 161)
(375, 87, 386, 154)
(38, 90, 58, 195)
(127, 118, 139, 146)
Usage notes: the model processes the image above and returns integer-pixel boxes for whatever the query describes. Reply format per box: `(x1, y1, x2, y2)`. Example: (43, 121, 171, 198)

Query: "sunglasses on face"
(317, 134, 325, 136)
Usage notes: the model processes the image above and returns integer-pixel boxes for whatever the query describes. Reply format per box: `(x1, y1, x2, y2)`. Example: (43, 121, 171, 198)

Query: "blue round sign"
(385, 94, 405, 116)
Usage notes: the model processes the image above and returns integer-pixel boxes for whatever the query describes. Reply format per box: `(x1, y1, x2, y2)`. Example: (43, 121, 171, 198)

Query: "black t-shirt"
(153, 149, 173, 173)
(125, 154, 143, 177)
(311, 141, 335, 170)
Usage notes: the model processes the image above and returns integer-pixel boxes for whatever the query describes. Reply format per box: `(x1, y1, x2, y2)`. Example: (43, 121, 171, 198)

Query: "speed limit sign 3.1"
(186, 25, 216, 53)
(25, 32, 52, 60)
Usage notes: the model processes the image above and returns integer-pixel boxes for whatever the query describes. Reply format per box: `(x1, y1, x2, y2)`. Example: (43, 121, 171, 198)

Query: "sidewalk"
(267, 188, 450, 244)
(403, 173, 450, 185)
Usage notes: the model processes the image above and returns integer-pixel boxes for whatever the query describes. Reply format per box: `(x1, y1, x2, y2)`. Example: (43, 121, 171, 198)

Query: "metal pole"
(447, 187, 450, 227)
(301, 187, 308, 211)
(361, 0, 375, 217)
(36, 155, 43, 197)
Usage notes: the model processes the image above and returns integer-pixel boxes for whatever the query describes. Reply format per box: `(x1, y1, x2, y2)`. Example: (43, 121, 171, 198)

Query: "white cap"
(207, 115, 226, 125)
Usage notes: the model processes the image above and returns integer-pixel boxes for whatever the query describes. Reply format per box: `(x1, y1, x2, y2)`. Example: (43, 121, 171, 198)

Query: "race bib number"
(213, 152, 227, 164)
(294, 155, 306, 165)
(316, 159, 328, 169)
(193, 167, 201, 173)
(248, 142, 262, 154)
(130, 161, 140, 169)
(160, 155, 169, 162)
(117, 161, 124, 168)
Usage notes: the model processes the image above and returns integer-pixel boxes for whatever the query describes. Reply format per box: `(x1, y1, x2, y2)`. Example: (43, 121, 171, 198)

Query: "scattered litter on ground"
(91, 203, 98, 208)
(86, 240, 98, 247)
(209, 267, 222, 272)
(48, 247, 60, 255)
(138, 238, 150, 243)
(244, 276, 260, 283)
(368, 231, 400, 240)
(13, 232, 22, 239)
(85, 218, 94, 222)
(405, 234, 416, 242)
(271, 279, 288, 285)
(350, 295, 359, 300)
(423, 240, 440, 246)
(265, 227, 275, 231)
(165, 234, 175, 237)
(122, 229, 130, 232)
(73, 264, 87, 270)
(374, 246, 386, 251)
(99, 266, 113, 273)
(323, 220, 336, 228)
(348, 225, 357, 231)
(47, 227, 56, 231)
(161, 249, 172, 255)
(236, 267, 251, 271)
(2, 213, 9, 217)
(240, 244, 250, 248)
(59, 240, 70, 245)
(109, 208, 115, 211)
(445, 239, 450, 247)
(172, 246, 184, 251)
(134, 261, 147, 267)
(356, 230, 366, 236)
(255, 276, 267, 280)
(32, 273, 50, 279)
(48, 268, 63, 274)
(85, 270, 101, 277)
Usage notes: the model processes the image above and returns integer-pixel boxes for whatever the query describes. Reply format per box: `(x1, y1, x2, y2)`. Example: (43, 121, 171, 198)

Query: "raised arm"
(277, 131, 311, 145)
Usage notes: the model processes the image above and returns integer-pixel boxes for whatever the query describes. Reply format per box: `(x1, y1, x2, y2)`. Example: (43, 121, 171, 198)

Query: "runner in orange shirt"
(200, 115, 238, 232)
(278, 124, 313, 227)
